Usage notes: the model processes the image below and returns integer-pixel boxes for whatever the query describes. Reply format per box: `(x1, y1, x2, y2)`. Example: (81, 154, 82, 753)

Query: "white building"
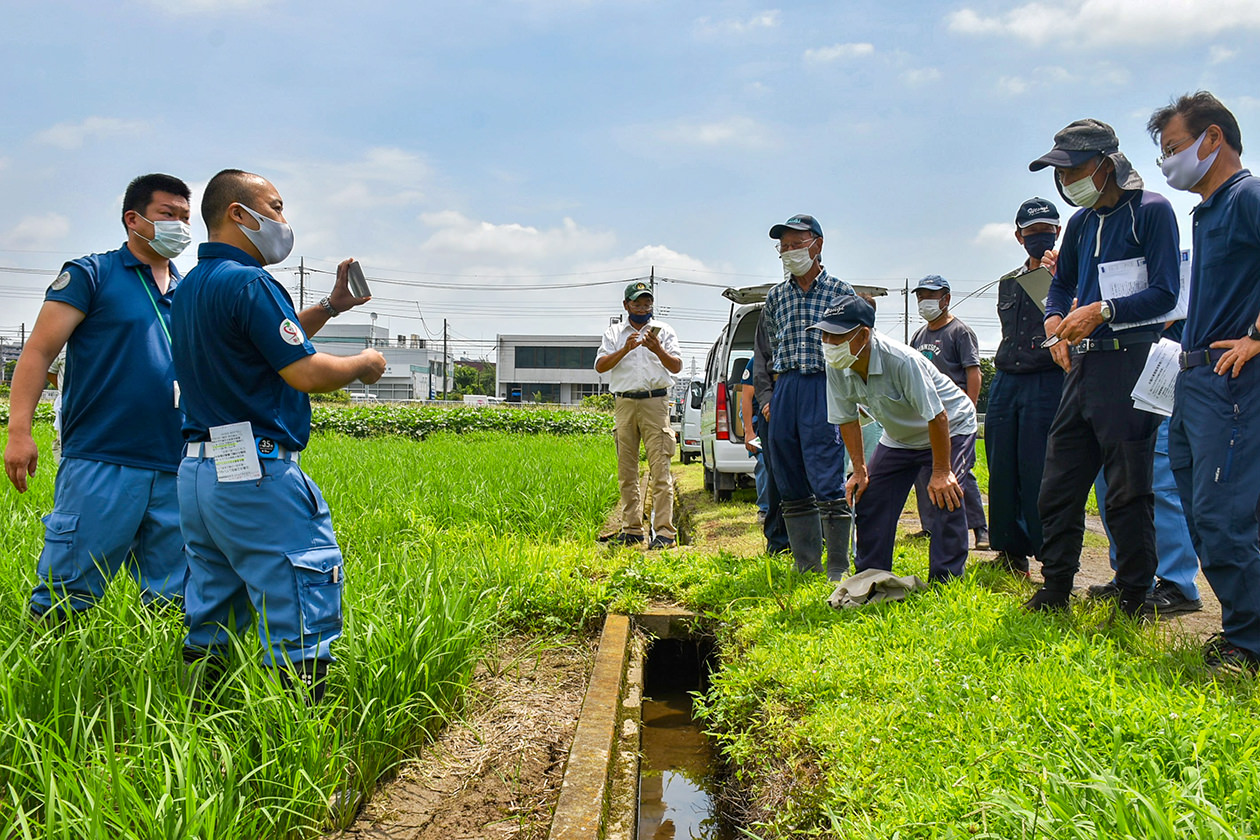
(311, 322, 450, 401)
(495, 334, 608, 404)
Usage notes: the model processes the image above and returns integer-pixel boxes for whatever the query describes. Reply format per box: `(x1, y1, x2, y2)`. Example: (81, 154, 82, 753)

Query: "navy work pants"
(754, 412, 790, 554)
(983, 368, 1063, 559)
(1036, 346, 1160, 596)
(855, 434, 975, 582)
(766, 370, 846, 503)
(1170, 362, 1260, 656)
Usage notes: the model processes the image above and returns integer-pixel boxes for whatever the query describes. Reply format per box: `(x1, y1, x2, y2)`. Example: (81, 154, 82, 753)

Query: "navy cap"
(1015, 197, 1061, 229)
(769, 214, 823, 240)
(914, 274, 950, 292)
(1028, 118, 1143, 191)
(808, 294, 875, 335)
(624, 281, 653, 301)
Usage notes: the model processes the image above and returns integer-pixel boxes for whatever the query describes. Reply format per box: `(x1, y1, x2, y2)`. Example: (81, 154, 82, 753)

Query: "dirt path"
(329, 635, 597, 840)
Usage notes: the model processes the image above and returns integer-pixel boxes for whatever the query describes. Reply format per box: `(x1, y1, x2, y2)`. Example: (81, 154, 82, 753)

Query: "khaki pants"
(614, 395, 675, 538)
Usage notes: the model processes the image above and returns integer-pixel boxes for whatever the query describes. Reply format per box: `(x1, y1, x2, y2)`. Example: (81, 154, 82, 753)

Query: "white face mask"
(780, 246, 815, 277)
(135, 215, 191, 259)
(1161, 133, 1219, 191)
(236, 204, 294, 265)
(823, 332, 866, 369)
(1060, 160, 1104, 208)
(918, 299, 943, 322)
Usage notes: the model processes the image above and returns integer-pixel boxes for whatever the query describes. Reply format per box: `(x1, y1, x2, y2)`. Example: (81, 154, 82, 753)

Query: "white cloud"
(694, 10, 780, 37)
(901, 67, 941, 85)
(1209, 45, 1236, 64)
(0, 213, 71, 250)
(136, 0, 275, 13)
(34, 117, 151, 150)
(996, 65, 1074, 95)
(654, 116, 778, 150)
(973, 222, 1014, 247)
(948, 0, 1260, 47)
(418, 212, 616, 264)
(998, 76, 1030, 95)
(274, 147, 429, 210)
(803, 42, 875, 63)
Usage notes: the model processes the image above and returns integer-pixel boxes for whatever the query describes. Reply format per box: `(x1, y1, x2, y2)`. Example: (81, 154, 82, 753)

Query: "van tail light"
(716, 383, 730, 440)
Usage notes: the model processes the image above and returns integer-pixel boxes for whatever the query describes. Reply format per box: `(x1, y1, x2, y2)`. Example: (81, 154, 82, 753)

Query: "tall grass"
(0, 429, 620, 839)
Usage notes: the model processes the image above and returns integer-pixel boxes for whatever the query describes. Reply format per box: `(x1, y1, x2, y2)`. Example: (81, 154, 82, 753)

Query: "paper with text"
(209, 421, 262, 482)
(1100, 250, 1191, 331)
(1130, 338, 1181, 416)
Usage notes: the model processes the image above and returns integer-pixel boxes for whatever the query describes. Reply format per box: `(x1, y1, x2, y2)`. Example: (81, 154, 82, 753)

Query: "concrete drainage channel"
(548, 609, 736, 840)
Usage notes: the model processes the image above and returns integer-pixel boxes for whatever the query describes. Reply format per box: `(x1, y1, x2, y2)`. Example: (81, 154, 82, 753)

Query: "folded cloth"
(827, 568, 928, 609)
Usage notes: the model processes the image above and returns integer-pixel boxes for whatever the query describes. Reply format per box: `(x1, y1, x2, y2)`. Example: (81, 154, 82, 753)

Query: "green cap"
(624, 281, 653, 300)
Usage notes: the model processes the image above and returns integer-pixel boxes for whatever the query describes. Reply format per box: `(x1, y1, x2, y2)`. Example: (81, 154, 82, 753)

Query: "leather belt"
(1179, 348, 1227, 371)
(614, 388, 667, 399)
(185, 439, 300, 463)
(1068, 332, 1159, 356)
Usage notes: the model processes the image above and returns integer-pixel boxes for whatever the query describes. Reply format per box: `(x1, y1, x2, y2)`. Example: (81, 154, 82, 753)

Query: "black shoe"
(906, 529, 931, 540)
(600, 532, 645, 546)
(647, 535, 676, 550)
(1143, 580, 1203, 617)
(987, 552, 1030, 577)
(1086, 579, 1121, 601)
(973, 528, 990, 550)
(1023, 587, 1071, 612)
(1203, 634, 1260, 675)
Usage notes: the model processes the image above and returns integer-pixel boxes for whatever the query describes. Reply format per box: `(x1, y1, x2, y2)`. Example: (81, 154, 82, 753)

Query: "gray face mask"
(236, 204, 294, 265)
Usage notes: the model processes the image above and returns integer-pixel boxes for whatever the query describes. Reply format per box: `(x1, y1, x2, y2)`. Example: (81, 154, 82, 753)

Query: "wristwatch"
(1247, 322, 1260, 342)
(319, 296, 340, 317)
(1099, 300, 1113, 323)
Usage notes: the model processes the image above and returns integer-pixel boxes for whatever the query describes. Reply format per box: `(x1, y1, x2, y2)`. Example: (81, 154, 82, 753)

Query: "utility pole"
(443, 318, 449, 401)
(649, 265, 655, 295)
(298, 257, 306, 309)
(20, 322, 25, 348)
(903, 279, 910, 344)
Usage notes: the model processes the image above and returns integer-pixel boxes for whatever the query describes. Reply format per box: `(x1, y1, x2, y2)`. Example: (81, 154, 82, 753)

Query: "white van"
(679, 380, 703, 464)
(700, 284, 772, 502)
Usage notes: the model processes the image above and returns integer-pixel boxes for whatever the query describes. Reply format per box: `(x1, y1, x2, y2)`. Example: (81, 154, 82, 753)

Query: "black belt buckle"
(1179, 349, 1220, 371)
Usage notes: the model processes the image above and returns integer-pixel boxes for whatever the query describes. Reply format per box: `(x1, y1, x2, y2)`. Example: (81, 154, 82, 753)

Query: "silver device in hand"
(346, 261, 371, 298)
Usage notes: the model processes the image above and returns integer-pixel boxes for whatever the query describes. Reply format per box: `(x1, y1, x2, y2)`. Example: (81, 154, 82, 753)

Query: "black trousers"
(1036, 344, 1160, 596)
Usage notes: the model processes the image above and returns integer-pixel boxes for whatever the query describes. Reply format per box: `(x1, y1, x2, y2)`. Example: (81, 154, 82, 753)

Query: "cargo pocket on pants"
(40, 511, 80, 581)
(286, 545, 344, 637)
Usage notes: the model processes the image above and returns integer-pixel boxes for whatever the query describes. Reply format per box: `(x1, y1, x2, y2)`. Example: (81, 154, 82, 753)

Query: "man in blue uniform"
(1148, 91, 1260, 671)
(762, 214, 855, 579)
(4, 173, 192, 620)
(1024, 119, 1180, 617)
(171, 169, 385, 700)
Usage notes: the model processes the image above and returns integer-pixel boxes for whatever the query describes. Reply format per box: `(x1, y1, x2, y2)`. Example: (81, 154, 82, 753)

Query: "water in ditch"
(637, 639, 737, 840)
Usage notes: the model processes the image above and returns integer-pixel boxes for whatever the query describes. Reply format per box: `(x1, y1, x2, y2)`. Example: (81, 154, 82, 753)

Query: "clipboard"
(1016, 266, 1053, 314)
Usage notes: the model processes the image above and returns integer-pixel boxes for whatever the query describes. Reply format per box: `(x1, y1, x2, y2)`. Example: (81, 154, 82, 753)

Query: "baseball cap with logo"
(624, 281, 653, 301)
(1016, 197, 1061, 229)
(914, 274, 950, 292)
(808, 294, 876, 335)
(769, 214, 824, 240)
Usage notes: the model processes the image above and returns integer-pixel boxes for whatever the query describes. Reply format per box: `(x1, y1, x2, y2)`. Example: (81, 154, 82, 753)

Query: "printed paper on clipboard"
(1098, 250, 1191, 330)
(1016, 267, 1053, 314)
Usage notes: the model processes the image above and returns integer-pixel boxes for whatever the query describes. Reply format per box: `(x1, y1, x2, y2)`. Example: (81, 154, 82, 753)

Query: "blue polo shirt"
(171, 242, 316, 451)
(45, 245, 183, 472)
(1182, 169, 1260, 352)
(1046, 189, 1180, 337)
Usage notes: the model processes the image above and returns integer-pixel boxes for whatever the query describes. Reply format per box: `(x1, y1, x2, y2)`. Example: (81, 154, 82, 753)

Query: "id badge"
(173, 380, 181, 409)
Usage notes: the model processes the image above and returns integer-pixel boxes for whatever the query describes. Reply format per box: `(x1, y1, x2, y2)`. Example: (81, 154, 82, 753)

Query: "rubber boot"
(278, 659, 331, 704)
(818, 497, 853, 581)
(1023, 584, 1071, 612)
(183, 647, 230, 713)
(781, 497, 824, 574)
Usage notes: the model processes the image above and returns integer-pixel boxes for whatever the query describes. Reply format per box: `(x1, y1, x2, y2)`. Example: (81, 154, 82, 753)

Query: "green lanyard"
(135, 268, 173, 347)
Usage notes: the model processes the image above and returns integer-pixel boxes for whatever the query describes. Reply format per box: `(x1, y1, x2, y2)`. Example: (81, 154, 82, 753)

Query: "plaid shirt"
(763, 269, 855, 374)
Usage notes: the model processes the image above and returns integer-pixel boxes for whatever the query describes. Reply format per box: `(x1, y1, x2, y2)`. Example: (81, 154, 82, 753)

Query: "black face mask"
(1022, 232, 1057, 261)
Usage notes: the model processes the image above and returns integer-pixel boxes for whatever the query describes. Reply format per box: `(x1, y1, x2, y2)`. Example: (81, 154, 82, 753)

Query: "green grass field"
(0, 426, 1253, 839)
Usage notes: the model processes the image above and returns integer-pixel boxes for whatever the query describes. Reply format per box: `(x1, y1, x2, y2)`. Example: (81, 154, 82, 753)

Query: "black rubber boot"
(781, 496, 824, 574)
(818, 497, 853, 581)
(278, 659, 331, 704)
(1023, 587, 1071, 612)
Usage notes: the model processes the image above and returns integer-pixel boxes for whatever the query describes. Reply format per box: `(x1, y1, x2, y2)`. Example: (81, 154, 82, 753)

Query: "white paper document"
(1130, 338, 1181, 416)
(1099, 250, 1191, 331)
(208, 421, 262, 482)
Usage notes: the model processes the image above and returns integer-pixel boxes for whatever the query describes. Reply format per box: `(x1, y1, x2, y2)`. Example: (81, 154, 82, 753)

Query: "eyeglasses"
(1156, 135, 1197, 166)
(775, 237, 816, 254)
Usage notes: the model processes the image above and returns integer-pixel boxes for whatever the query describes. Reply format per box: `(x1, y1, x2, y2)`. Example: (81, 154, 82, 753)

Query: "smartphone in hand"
(346, 260, 371, 298)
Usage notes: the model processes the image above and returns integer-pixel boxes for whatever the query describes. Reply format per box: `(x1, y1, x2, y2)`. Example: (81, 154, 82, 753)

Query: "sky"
(2, 0, 1258, 375)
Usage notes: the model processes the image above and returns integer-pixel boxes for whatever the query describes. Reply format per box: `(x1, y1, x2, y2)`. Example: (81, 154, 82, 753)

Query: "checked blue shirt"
(762, 269, 855, 374)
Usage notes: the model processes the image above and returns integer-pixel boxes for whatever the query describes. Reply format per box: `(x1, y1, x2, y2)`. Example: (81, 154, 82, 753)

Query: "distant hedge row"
(311, 404, 615, 438)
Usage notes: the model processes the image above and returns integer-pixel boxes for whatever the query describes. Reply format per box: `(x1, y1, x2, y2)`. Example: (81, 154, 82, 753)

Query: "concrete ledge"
(548, 614, 632, 840)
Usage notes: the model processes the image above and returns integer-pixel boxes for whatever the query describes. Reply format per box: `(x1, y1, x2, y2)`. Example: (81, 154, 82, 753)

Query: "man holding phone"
(595, 281, 682, 549)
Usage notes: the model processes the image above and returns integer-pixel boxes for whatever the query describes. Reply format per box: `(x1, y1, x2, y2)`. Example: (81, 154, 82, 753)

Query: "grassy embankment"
(0, 407, 1251, 839)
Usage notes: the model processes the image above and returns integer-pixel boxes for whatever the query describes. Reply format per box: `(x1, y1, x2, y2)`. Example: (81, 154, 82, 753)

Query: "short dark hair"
(201, 169, 263, 231)
(121, 173, 190, 226)
(1148, 91, 1243, 155)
